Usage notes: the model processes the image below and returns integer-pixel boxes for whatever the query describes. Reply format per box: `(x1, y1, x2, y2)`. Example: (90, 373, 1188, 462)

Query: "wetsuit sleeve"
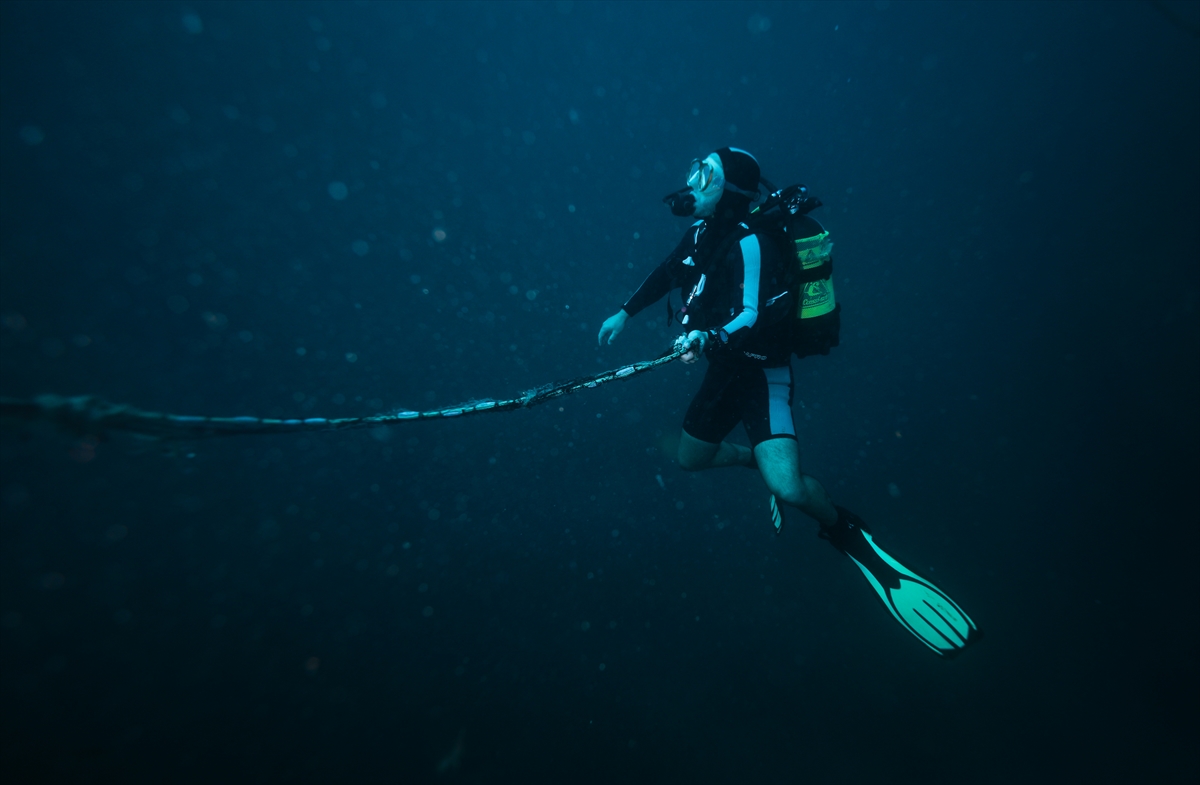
(709, 234, 763, 348)
(621, 263, 673, 317)
(620, 227, 698, 317)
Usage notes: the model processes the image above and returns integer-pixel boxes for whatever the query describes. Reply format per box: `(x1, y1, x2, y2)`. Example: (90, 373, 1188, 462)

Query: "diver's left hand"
(676, 330, 708, 364)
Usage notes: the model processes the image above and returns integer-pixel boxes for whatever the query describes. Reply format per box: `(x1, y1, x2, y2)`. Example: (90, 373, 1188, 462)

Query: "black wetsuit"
(622, 217, 798, 447)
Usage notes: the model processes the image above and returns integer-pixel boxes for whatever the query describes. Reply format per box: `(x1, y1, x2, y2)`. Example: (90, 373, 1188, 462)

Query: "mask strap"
(722, 181, 760, 200)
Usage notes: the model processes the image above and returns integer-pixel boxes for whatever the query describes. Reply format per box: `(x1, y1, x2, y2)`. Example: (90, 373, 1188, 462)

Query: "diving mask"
(664, 152, 761, 218)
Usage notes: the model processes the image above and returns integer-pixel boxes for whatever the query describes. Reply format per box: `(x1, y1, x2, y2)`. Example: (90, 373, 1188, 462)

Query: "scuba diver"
(597, 148, 981, 657)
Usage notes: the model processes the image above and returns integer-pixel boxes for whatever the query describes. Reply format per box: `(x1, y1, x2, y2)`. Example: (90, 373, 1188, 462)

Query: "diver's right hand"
(677, 330, 708, 364)
(597, 310, 629, 346)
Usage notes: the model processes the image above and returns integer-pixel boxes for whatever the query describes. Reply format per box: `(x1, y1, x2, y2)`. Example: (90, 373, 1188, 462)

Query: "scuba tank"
(753, 184, 842, 358)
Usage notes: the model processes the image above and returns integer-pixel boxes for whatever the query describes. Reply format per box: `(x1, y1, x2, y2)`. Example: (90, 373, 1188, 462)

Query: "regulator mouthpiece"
(663, 188, 697, 217)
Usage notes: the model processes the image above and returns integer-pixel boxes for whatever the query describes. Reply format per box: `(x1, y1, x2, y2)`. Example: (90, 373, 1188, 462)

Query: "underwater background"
(1, 2, 1197, 783)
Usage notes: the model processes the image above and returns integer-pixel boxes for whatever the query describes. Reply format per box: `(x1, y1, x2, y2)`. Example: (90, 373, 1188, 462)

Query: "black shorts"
(682, 360, 796, 448)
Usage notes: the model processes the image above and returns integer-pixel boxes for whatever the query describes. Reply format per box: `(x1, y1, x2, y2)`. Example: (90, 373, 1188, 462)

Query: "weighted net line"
(0, 345, 686, 441)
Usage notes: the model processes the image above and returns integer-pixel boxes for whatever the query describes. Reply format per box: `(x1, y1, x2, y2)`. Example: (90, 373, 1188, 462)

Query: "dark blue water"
(2, 2, 1197, 782)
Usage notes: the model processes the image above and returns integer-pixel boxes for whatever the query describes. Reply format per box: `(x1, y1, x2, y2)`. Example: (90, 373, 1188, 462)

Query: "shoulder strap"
(707, 222, 755, 270)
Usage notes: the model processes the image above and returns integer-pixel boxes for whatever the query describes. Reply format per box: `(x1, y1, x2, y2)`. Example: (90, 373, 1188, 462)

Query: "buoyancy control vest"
(681, 184, 840, 359)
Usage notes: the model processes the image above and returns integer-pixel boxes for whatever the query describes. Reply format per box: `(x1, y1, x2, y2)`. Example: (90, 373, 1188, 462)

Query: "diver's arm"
(620, 263, 674, 318)
(620, 227, 698, 319)
(603, 229, 695, 346)
(600, 255, 674, 346)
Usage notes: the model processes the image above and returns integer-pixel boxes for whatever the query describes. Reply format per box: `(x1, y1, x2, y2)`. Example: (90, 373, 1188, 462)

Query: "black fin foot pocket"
(818, 504, 871, 551)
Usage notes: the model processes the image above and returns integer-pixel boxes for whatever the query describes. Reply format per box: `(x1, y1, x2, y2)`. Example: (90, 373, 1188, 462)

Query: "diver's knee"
(766, 478, 807, 507)
(677, 432, 716, 472)
(677, 450, 706, 472)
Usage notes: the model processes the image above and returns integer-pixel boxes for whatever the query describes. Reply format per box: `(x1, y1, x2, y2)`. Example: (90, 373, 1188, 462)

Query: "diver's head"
(663, 147, 761, 220)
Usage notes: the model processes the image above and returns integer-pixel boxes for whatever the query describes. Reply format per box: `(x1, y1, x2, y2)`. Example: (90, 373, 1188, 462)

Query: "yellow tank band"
(799, 278, 836, 319)
(793, 231, 832, 271)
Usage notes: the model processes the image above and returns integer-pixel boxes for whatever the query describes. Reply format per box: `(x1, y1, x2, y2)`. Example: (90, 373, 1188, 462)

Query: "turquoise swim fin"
(820, 506, 982, 657)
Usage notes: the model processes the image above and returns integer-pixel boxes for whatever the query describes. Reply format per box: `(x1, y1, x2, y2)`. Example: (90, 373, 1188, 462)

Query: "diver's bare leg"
(677, 430, 754, 471)
(754, 437, 837, 526)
